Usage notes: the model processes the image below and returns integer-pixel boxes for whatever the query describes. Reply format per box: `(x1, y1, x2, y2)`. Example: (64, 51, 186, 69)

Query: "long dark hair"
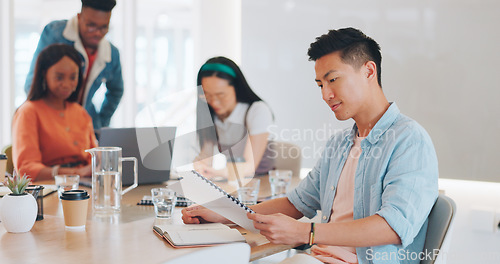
(196, 56, 263, 149)
(27, 43, 84, 102)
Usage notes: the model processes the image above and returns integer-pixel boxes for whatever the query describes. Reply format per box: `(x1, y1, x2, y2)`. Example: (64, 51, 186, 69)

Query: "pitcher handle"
(120, 157, 138, 195)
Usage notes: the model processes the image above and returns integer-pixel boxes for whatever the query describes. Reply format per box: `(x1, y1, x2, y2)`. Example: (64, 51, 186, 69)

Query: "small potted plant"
(0, 173, 38, 233)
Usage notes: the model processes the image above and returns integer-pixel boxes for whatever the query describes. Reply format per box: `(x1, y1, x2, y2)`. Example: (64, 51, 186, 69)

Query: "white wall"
(241, 0, 500, 183)
(194, 0, 241, 66)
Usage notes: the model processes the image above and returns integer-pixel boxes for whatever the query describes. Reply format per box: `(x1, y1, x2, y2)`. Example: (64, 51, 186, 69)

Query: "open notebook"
(153, 223, 245, 248)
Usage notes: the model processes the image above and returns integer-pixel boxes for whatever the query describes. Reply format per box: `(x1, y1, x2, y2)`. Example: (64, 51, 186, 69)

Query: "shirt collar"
(62, 16, 80, 42)
(217, 102, 249, 124)
(344, 102, 400, 145)
(63, 15, 112, 63)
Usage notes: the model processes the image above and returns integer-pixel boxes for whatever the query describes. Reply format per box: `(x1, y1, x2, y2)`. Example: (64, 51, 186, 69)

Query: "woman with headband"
(194, 56, 274, 180)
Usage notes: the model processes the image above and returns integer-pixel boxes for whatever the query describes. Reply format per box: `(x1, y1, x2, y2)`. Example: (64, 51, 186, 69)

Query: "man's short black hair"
(82, 0, 116, 12)
(308, 27, 383, 87)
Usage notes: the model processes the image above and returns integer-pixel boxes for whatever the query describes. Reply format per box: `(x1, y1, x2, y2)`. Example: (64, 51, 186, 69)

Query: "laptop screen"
(94, 127, 177, 185)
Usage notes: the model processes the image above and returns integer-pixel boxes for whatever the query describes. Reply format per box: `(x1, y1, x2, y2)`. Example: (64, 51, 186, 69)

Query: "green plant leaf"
(5, 173, 31, 195)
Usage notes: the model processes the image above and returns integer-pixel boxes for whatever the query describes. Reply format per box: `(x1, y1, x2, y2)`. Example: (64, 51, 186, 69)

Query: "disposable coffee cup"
(0, 154, 7, 182)
(60, 190, 90, 230)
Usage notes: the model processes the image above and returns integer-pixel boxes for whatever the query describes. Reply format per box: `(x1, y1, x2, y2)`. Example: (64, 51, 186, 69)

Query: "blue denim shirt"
(24, 17, 124, 129)
(288, 103, 438, 264)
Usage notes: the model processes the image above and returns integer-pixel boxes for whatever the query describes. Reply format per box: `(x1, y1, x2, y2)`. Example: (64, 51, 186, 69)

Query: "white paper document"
(176, 170, 259, 233)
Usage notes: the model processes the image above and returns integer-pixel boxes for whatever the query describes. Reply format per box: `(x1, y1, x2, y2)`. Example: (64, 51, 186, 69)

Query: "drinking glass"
(237, 178, 260, 206)
(151, 188, 177, 218)
(54, 174, 80, 198)
(268, 170, 292, 198)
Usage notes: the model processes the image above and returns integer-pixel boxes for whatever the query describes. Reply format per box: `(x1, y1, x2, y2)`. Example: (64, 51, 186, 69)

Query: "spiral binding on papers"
(191, 170, 255, 214)
(137, 195, 193, 207)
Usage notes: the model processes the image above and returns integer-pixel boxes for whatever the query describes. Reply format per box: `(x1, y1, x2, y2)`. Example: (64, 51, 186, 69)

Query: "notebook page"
(177, 171, 259, 233)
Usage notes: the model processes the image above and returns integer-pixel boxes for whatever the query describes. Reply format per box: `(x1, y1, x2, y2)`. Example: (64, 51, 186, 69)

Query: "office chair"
(2, 144, 13, 176)
(272, 141, 301, 178)
(161, 243, 250, 264)
(421, 194, 456, 264)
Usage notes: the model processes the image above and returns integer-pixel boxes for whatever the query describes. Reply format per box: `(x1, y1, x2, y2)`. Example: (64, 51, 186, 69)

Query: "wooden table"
(0, 175, 302, 263)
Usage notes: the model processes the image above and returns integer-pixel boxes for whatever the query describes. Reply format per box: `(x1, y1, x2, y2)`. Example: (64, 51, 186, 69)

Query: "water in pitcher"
(93, 171, 122, 213)
(86, 146, 139, 215)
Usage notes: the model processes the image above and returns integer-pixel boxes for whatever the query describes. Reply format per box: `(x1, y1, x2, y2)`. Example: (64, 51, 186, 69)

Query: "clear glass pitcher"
(85, 147, 138, 214)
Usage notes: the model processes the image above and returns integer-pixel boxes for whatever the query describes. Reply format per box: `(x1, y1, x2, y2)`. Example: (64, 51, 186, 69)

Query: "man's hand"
(181, 204, 231, 224)
(247, 212, 310, 245)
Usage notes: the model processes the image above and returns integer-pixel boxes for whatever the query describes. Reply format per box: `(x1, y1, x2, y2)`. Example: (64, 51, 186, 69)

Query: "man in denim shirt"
(24, 0, 123, 130)
(182, 28, 438, 264)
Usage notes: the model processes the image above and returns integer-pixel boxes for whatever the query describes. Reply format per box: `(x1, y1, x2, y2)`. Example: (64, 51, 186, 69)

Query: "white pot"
(0, 193, 38, 233)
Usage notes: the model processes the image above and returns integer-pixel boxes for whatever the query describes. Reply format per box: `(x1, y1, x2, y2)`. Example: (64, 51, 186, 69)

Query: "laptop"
(81, 127, 177, 186)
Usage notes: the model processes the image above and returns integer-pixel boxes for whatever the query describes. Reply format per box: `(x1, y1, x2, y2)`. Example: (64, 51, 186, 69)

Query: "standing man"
(25, 0, 123, 131)
(182, 27, 439, 264)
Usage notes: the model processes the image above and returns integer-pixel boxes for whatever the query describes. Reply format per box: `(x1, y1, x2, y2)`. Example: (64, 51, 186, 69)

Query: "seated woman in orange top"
(12, 43, 97, 181)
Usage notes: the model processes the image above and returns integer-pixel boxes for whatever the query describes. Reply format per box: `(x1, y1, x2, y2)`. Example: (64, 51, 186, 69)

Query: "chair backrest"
(421, 194, 456, 264)
(2, 144, 13, 176)
(272, 141, 302, 178)
(161, 243, 250, 264)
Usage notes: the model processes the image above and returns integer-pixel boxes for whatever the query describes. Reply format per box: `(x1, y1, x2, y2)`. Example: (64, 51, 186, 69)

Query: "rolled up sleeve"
(287, 165, 322, 218)
(287, 136, 336, 219)
(375, 139, 438, 248)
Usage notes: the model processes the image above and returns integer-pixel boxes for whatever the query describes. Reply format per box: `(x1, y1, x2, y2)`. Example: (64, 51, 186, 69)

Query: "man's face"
(78, 7, 112, 50)
(315, 51, 370, 121)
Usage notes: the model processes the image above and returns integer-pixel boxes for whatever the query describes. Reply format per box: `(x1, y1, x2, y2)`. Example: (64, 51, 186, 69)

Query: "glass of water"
(237, 178, 260, 207)
(151, 188, 177, 218)
(54, 174, 80, 198)
(269, 170, 292, 198)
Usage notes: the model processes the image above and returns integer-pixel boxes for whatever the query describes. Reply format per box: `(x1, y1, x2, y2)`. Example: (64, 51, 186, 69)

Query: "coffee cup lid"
(0, 154, 6, 159)
(60, 190, 90, 200)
